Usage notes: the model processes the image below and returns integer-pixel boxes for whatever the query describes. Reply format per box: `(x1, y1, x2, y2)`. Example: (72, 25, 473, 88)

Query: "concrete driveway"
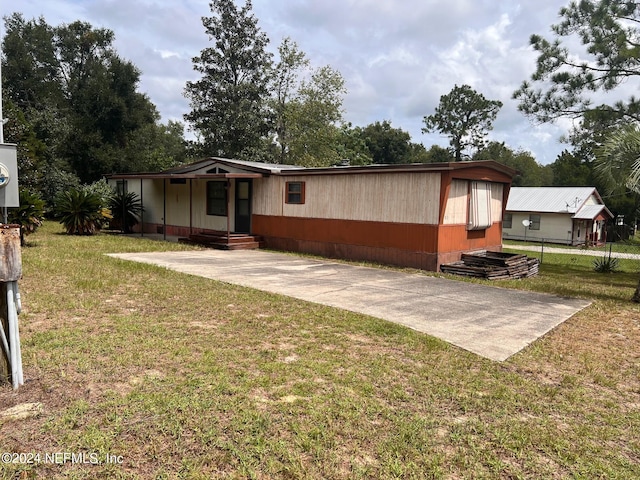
(108, 249, 592, 361)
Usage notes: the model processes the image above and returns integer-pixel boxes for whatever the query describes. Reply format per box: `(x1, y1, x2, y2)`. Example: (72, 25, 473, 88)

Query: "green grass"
(1, 222, 640, 479)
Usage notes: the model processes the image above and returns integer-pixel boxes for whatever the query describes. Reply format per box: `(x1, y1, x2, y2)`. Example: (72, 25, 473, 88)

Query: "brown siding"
(253, 215, 439, 252)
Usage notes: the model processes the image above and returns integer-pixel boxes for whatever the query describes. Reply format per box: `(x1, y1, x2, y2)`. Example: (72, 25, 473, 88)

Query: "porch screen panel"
(468, 181, 492, 230)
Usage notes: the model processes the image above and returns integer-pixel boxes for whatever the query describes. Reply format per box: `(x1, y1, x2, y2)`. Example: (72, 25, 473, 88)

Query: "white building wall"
(503, 212, 573, 244)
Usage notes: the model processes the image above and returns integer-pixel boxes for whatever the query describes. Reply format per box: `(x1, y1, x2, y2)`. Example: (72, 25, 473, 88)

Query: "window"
(116, 180, 128, 195)
(207, 181, 227, 216)
(529, 214, 541, 230)
(503, 213, 512, 229)
(468, 181, 492, 230)
(285, 181, 305, 204)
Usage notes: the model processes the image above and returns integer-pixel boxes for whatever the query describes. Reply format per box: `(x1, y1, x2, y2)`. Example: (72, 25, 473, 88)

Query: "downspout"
(189, 179, 193, 235)
(163, 178, 167, 241)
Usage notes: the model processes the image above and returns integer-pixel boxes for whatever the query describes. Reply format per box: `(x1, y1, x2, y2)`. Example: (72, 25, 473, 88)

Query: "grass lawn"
(1, 222, 640, 479)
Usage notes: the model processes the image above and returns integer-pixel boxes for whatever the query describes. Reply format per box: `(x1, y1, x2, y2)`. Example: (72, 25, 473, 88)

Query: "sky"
(2, 0, 598, 165)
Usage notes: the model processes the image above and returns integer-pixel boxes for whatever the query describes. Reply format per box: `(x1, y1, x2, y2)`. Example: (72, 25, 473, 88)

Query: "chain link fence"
(503, 238, 640, 273)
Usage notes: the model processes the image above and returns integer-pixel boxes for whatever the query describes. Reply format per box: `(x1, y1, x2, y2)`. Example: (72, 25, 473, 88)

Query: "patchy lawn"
(1, 223, 639, 479)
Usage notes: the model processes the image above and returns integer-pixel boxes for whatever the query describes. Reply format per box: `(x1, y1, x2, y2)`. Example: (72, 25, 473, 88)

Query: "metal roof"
(572, 204, 613, 220)
(506, 187, 599, 213)
(106, 158, 516, 180)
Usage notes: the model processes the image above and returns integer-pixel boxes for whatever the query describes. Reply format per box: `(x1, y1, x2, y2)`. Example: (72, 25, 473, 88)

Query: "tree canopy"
(2, 13, 186, 200)
(422, 84, 502, 162)
(514, 0, 640, 123)
(184, 0, 272, 159)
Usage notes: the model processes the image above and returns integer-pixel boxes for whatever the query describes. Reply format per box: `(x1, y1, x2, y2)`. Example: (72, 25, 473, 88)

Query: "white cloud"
(3, 0, 587, 165)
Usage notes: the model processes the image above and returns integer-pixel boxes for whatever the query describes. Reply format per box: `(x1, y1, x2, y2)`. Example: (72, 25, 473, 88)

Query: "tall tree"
(551, 150, 592, 186)
(282, 66, 345, 166)
(422, 84, 502, 162)
(361, 120, 412, 164)
(184, 0, 272, 159)
(514, 0, 640, 123)
(2, 14, 173, 186)
(270, 37, 308, 164)
(594, 125, 640, 302)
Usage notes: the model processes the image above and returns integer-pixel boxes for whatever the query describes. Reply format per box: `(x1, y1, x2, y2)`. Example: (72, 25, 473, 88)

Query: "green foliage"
(335, 124, 373, 166)
(423, 144, 455, 163)
(84, 179, 116, 207)
(361, 120, 412, 164)
(55, 188, 111, 235)
(282, 65, 346, 166)
(595, 124, 640, 195)
(2, 13, 185, 188)
(593, 255, 619, 273)
(184, 0, 273, 159)
(40, 165, 82, 210)
(474, 141, 553, 186)
(423, 84, 502, 162)
(109, 191, 144, 234)
(8, 189, 46, 245)
(514, 0, 640, 122)
(551, 150, 592, 186)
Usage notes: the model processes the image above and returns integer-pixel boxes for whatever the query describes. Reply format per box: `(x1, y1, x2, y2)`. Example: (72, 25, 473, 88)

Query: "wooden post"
(0, 225, 22, 387)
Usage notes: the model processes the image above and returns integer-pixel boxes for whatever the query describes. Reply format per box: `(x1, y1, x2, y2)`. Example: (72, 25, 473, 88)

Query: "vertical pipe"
(189, 179, 193, 235)
(13, 283, 22, 386)
(226, 179, 231, 242)
(140, 178, 144, 237)
(0, 313, 9, 368)
(163, 178, 167, 241)
(6, 282, 17, 389)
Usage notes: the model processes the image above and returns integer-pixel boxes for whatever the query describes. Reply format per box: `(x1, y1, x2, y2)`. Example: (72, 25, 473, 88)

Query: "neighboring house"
(106, 158, 514, 271)
(503, 186, 613, 245)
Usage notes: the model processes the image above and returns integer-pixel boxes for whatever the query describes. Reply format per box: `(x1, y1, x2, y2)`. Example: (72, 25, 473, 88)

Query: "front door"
(235, 179, 252, 233)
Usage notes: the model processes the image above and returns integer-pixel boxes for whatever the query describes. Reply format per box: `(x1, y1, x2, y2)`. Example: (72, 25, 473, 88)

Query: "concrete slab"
(107, 249, 592, 361)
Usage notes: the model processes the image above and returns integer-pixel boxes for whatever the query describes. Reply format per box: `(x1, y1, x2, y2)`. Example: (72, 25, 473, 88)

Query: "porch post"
(163, 178, 167, 241)
(189, 179, 193, 235)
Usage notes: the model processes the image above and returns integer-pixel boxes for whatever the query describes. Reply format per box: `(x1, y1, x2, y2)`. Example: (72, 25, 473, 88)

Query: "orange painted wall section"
(253, 215, 504, 271)
(253, 215, 440, 252)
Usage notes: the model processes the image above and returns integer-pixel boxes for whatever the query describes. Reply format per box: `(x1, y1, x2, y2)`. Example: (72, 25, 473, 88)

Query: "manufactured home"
(503, 186, 613, 245)
(106, 158, 515, 271)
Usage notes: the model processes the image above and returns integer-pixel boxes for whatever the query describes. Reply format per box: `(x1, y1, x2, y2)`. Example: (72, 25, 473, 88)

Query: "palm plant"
(109, 191, 144, 234)
(8, 189, 46, 245)
(595, 124, 640, 301)
(55, 188, 111, 235)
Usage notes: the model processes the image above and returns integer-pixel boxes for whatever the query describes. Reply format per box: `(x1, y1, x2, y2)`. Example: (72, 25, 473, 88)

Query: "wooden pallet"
(440, 251, 539, 280)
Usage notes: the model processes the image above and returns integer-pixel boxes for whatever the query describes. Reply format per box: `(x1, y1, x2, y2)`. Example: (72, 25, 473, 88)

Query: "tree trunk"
(633, 276, 640, 303)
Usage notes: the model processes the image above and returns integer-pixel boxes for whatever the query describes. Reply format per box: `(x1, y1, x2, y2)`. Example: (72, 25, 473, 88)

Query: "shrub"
(109, 191, 144, 234)
(55, 188, 111, 235)
(593, 255, 620, 273)
(8, 189, 46, 245)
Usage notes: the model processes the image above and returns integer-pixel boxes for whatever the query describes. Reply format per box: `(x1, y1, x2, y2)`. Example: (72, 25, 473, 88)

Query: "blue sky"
(2, 1, 611, 164)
